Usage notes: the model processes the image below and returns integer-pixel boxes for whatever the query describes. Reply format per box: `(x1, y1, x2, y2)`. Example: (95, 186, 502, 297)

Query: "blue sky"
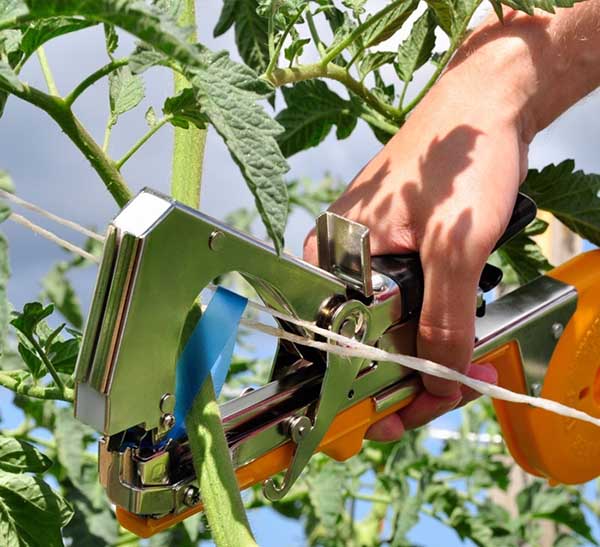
(1, 2, 600, 546)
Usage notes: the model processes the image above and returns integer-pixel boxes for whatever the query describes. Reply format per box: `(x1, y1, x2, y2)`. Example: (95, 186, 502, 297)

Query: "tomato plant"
(1, 1, 600, 546)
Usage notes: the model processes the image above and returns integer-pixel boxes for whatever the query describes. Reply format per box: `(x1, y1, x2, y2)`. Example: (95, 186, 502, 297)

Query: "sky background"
(1, 1, 600, 546)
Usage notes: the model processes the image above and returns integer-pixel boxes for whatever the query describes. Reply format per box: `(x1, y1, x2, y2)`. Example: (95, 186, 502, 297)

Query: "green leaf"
(108, 65, 144, 124)
(395, 10, 437, 82)
(187, 50, 289, 251)
(0, 469, 73, 547)
(0, 0, 27, 23)
(145, 105, 157, 127)
(358, 50, 396, 79)
(213, 0, 270, 74)
(493, 218, 552, 285)
(103, 22, 118, 57)
(0, 435, 52, 473)
(0, 58, 22, 91)
(0, 169, 15, 193)
(41, 262, 83, 329)
(284, 36, 310, 64)
(362, 0, 419, 48)
(128, 42, 166, 74)
(306, 460, 346, 532)
(163, 88, 208, 130)
(10, 301, 53, 340)
(521, 160, 600, 245)
(54, 407, 96, 493)
(426, 0, 454, 35)
(19, 17, 94, 57)
(390, 479, 423, 545)
(48, 338, 79, 375)
(16, 340, 44, 378)
(276, 80, 357, 157)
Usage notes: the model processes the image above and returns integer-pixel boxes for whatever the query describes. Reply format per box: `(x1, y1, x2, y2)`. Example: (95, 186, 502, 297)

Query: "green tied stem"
(171, 1, 256, 545)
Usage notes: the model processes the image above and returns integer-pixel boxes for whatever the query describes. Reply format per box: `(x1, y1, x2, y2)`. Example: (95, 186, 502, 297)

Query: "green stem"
(0, 81, 132, 206)
(321, 0, 405, 65)
(402, 1, 483, 115)
(102, 117, 114, 153)
(111, 532, 140, 547)
(268, 62, 404, 122)
(65, 58, 128, 107)
(398, 77, 410, 110)
(0, 371, 74, 401)
(351, 492, 393, 504)
(306, 11, 325, 56)
(29, 336, 65, 393)
(172, 2, 255, 545)
(265, 7, 306, 77)
(358, 106, 400, 135)
(116, 116, 171, 169)
(36, 46, 59, 96)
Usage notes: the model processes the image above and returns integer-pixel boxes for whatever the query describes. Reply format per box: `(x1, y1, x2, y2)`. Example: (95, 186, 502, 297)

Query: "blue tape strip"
(168, 287, 247, 440)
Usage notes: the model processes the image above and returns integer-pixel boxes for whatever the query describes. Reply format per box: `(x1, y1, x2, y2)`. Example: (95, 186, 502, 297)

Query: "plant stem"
(102, 117, 114, 153)
(65, 58, 128, 107)
(116, 116, 172, 169)
(36, 46, 59, 96)
(0, 371, 74, 401)
(358, 109, 399, 135)
(320, 0, 405, 65)
(28, 336, 65, 393)
(306, 11, 325, 56)
(402, 1, 483, 115)
(0, 81, 132, 206)
(170, 1, 206, 207)
(172, 2, 256, 545)
(268, 62, 403, 122)
(265, 7, 306, 77)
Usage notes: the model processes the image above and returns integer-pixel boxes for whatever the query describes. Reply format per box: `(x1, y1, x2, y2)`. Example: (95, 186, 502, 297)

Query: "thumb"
(303, 227, 318, 265)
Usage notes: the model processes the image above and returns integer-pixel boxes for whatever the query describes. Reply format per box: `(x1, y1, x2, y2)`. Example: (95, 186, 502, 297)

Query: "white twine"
(5, 194, 600, 430)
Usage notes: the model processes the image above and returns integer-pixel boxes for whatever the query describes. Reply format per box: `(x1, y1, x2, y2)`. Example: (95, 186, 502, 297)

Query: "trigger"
(476, 263, 503, 317)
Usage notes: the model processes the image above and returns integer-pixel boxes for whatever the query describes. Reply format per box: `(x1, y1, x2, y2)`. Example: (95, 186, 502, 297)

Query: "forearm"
(443, 1, 600, 143)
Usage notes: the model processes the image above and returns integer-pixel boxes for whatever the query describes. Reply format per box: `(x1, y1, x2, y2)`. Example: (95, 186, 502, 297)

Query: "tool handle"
(371, 192, 537, 322)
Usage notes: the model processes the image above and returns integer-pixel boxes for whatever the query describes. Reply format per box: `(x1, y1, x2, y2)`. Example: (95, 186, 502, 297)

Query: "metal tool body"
(74, 189, 600, 537)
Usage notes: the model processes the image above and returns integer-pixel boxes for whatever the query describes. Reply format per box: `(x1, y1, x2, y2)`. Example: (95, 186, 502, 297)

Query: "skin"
(304, 2, 600, 441)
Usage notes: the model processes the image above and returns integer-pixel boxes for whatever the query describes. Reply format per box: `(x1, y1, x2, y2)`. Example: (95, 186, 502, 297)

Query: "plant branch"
(0, 81, 132, 206)
(358, 110, 399, 135)
(0, 371, 74, 401)
(65, 58, 128, 107)
(267, 62, 404, 122)
(36, 47, 59, 96)
(402, 1, 483, 115)
(320, 0, 404, 65)
(116, 116, 172, 169)
(265, 7, 306, 77)
(306, 11, 325, 56)
(102, 117, 114, 153)
(28, 336, 65, 393)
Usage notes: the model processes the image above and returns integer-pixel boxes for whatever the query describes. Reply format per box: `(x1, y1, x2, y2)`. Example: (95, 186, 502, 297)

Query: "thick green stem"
(172, 2, 255, 545)
(65, 58, 128, 107)
(268, 62, 403, 122)
(0, 81, 132, 206)
(36, 47, 59, 96)
(0, 371, 74, 401)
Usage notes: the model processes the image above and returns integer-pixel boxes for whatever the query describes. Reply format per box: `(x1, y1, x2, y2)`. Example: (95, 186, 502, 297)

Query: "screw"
(159, 393, 175, 414)
(161, 413, 175, 430)
(551, 322, 564, 340)
(208, 230, 225, 251)
(531, 383, 542, 397)
(183, 485, 200, 507)
(372, 273, 386, 292)
(287, 415, 311, 444)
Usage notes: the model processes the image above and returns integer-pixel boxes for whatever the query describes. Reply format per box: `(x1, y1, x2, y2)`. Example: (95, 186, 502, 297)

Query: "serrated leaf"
(214, 0, 270, 73)
(187, 50, 289, 251)
(54, 407, 96, 494)
(103, 22, 118, 57)
(41, 262, 83, 329)
(358, 50, 396, 79)
(362, 0, 419, 48)
(493, 218, 552, 285)
(0, 0, 27, 23)
(306, 461, 346, 532)
(427, 0, 454, 35)
(395, 10, 437, 82)
(16, 340, 44, 378)
(521, 160, 600, 245)
(275, 80, 357, 157)
(0, 469, 73, 547)
(145, 105, 157, 127)
(0, 58, 22, 91)
(128, 43, 166, 74)
(10, 301, 53, 340)
(0, 435, 52, 473)
(20, 17, 94, 57)
(0, 28, 21, 55)
(284, 36, 309, 63)
(108, 65, 144, 124)
(163, 88, 208, 130)
(48, 338, 79, 374)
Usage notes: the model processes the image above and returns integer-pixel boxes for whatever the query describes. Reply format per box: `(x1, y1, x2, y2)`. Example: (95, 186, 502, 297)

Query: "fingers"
(458, 362, 498, 405)
(303, 228, 318, 265)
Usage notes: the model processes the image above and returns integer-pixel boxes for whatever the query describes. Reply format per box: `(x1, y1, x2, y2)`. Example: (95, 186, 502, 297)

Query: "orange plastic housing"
(477, 250, 600, 485)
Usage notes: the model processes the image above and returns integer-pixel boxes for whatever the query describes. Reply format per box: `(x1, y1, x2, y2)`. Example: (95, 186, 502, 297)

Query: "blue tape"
(168, 287, 247, 440)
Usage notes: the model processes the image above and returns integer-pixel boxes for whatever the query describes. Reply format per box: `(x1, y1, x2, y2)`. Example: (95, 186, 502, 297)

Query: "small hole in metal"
(347, 389, 355, 399)
(579, 386, 589, 400)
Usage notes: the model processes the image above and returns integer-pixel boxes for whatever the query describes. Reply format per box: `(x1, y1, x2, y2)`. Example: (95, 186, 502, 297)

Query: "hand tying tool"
(73, 188, 600, 537)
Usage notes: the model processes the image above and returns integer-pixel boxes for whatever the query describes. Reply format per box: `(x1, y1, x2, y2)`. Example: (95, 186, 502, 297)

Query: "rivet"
(161, 413, 175, 430)
(183, 485, 200, 507)
(208, 230, 225, 251)
(551, 322, 564, 340)
(159, 393, 175, 414)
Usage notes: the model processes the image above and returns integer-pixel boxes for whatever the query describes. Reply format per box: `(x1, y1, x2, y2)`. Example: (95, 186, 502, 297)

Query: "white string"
(8, 212, 100, 264)
(0, 189, 105, 242)
(5, 194, 600, 430)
